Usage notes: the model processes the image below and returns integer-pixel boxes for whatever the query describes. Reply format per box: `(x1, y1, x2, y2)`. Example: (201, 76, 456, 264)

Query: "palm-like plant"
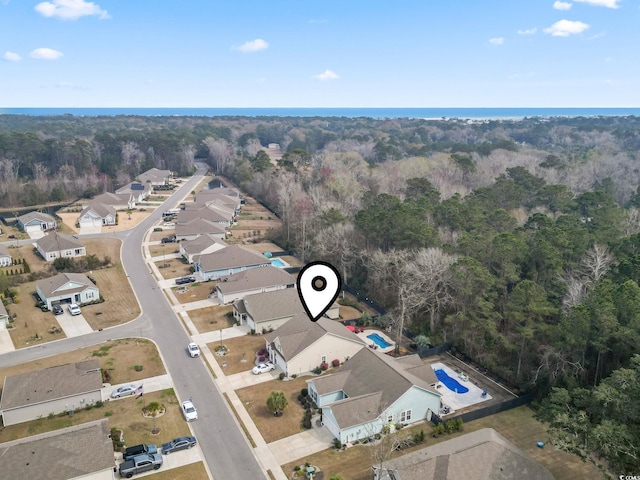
(266, 390, 288, 417)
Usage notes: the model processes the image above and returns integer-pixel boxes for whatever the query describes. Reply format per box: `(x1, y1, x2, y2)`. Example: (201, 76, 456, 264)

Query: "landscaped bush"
(301, 388, 308, 397)
(312, 366, 322, 374)
(332, 438, 342, 449)
(279, 372, 285, 380)
(331, 359, 340, 368)
(320, 362, 329, 371)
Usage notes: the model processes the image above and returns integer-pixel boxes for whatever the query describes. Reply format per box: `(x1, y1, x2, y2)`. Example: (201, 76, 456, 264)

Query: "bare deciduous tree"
(204, 137, 232, 173)
(582, 243, 614, 284)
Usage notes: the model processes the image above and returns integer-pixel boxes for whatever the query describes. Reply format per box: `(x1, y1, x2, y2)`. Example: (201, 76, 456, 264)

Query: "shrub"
(95, 400, 104, 408)
(413, 429, 425, 443)
(258, 355, 266, 362)
(456, 418, 464, 432)
(312, 366, 322, 375)
(332, 438, 342, 450)
(133, 364, 143, 372)
(395, 423, 403, 430)
(104, 411, 113, 417)
(279, 372, 285, 380)
(291, 373, 297, 379)
(48, 412, 55, 419)
(331, 359, 340, 368)
(445, 420, 456, 434)
(320, 362, 329, 371)
(301, 388, 308, 397)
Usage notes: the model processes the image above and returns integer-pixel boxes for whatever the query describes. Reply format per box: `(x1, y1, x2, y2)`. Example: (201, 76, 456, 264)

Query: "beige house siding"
(248, 314, 293, 335)
(284, 335, 364, 377)
(37, 245, 87, 262)
(1, 391, 102, 426)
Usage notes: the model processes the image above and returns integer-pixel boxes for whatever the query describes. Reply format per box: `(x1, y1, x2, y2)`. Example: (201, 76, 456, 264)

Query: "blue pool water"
(271, 258, 286, 268)
(367, 333, 392, 349)
(434, 369, 469, 394)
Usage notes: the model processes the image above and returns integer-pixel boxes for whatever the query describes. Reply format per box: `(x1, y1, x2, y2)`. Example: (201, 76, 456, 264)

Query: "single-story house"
(179, 234, 228, 264)
(116, 181, 152, 203)
(373, 428, 554, 480)
(35, 233, 86, 262)
(136, 167, 172, 185)
(194, 245, 271, 281)
(36, 272, 99, 309)
(218, 265, 295, 304)
(233, 287, 304, 333)
(194, 190, 242, 214)
(17, 211, 57, 233)
(175, 218, 227, 242)
(265, 314, 366, 378)
(0, 359, 103, 426)
(0, 301, 9, 326)
(177, 205, 233, 227)
(78, 202, 117, 227)
(0, 244, 12, 267)
(89, 192, 135, 210)
(0, 419, 115, 480)
(307, 348, 441, 444)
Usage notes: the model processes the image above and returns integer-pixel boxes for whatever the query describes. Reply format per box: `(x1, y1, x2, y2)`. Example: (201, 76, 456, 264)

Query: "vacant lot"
(0, 389, 189, 449)
(236, 376, 309, 444)
(207, 333, 265, 375)
(190, 305, 233, 334)
(281, 406, 604, 480)
(155, 257, 192, 279)
(0, 338, 165, 391)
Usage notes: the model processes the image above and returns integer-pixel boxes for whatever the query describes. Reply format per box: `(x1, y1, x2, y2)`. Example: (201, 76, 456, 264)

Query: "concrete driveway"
(225, 368, 281, 390)
(0, 321, 15, 354)
(55, 311, 94, 337)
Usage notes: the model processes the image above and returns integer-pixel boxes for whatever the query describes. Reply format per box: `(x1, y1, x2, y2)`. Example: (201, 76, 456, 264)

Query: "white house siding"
(1, 391, 102, 426)
(381, 386, 440, 427)
(37, 286, 100, 310)
(286, 335, 364, 377)
(0, 256, 12, 267)
(321, 408, 343, 441)
(249, 316, 291, 335)
(37, 246, 87, 262)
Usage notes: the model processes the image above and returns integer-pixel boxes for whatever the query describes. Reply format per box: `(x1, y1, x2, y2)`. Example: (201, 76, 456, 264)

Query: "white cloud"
(30, 47, 63, 60)
(3, 51, 21, 61)
(313, 70, 339, 81)
(35, 0, 109, 20)
(517, 28, 537, 35)
(573, 0, 620, 7)
(233, 39, 268, 53)
(553, 1, 573, 10)
(489, 37, 505, 45)
(544, 19, 590, 36)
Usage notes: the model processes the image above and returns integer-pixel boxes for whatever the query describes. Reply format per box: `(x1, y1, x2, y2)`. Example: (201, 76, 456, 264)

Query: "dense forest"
(2, 113, 640, 473)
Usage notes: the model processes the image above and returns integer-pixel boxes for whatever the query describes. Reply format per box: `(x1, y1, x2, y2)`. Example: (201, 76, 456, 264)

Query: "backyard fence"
(416, 342, 452, 359)
(341, 283, 386, 315)
(431, 392, 534, 426)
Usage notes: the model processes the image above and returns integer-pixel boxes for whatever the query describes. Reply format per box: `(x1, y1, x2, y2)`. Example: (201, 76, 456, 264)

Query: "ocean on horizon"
(1, 107, 639, 119)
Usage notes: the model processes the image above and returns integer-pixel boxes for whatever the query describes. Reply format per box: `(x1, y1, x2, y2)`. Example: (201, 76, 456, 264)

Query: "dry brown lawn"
(236, 376, 309, 444)
(0, 389, 189, 449)
(190, 305, 233, 334)
(149, 243, 180, 258)
(339, 305, 363, 321)
(153, 462, 209, 479)
(0, 338, 165, 399)
(207, 334, 265, 375)
(149, 230, 170, 242)
(57, 209, 154, 234)
(155, 258, 193, 279)
(172, 282, 214, 304)
(281, 406, 604, 480)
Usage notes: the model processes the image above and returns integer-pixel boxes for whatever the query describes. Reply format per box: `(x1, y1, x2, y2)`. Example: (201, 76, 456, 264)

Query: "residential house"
(218, 265, 295, 304)
(194, 245, 271, 281)
(35, 233, 86, 262)
(36, 272, 99, 309)
(373, 428, 554, 480)
(194, 189, 243, 213)
(265, 314, 366, 377)
(136, 167, 172, 186)
(306, 348, 441, 444)
(177, 205, 233, 227)
(0, 359, 103, 426)
(233, 287, 303, 333)
(0, 419, 115, 480)
(0, 244, 12, 267)
(90, 192, 135, 210)
(179, 234, 228, 264)
(175, 218, 227, 242)
(17, 211, 57, 234)
(78, 202, 117, 227)
(116, 181, 152, 203)
(0, 301, 9, 326)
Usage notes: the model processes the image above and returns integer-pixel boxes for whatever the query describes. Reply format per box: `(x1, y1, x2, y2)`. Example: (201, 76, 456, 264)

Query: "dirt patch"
(207, 334, 265, 375)
(0, 338, 165, 397)
(155, 258, 193, 280)
(236, 376, 309, 444)
(190, 305, 233, 334)
(171, 282, 214, 304)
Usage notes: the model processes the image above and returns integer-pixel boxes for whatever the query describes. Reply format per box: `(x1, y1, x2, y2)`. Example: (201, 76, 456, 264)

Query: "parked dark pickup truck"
(122, 443, 157, 461)
(118, 453, 162, 478)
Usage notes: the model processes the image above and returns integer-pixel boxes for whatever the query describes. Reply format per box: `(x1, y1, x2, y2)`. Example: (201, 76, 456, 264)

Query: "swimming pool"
(271, 258, 286, 268)
(434, 369, 469, 394)
(367, 333, 393, 349)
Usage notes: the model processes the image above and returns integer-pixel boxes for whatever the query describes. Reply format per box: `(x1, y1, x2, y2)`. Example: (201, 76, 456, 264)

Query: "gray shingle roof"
(35, 232, 83, 253)
(0, 419, 115, 480)
(36, 272, 96, 298)
(17, 211, 55, 225)
(218, 266, 295, 295)
(266, 315, 364, 362)
(0, 359, 102, 410)
(196, 245, 270, 271)
(175, 218, 227, 237)
(136, 167, 171, 184)
(177, 206, 230, 224)
(91, 192, 132, 207)
(380, 428, 555, 480)
(238, 287, 304, 323)
(80, 201, 116, 219)
(181, 234, 228, 255)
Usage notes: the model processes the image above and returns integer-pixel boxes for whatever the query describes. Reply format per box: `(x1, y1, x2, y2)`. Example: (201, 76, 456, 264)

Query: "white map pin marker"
(297, 261, 342, 322)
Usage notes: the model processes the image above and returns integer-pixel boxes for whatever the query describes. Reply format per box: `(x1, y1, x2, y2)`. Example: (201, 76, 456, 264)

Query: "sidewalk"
(0, 322, 15, 354)
(268, 426, 335, 465)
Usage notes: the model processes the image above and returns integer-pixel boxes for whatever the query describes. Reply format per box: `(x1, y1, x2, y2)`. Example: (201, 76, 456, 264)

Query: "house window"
(75, 249, 82, 254)
(321, 355, 327, 363)
(400, 410, 412, 423)
(387, 414, 393, 423)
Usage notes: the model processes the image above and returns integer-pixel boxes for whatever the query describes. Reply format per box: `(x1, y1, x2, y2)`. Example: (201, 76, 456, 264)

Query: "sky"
(0, 0, 639, 108)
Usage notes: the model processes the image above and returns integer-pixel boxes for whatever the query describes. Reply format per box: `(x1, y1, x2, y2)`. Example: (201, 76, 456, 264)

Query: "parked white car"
(187, 342, 200, 358)
(68, 303, 81, 316)
(252, 362, 275, 375)
(181, 400, 198, 421)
